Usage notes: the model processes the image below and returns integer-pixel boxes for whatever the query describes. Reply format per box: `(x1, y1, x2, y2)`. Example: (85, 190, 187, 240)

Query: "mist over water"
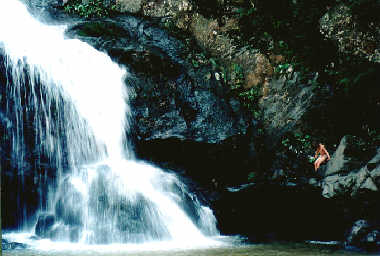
(1, 0, 219, 248)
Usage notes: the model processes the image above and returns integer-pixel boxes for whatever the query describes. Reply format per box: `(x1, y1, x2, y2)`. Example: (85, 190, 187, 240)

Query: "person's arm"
(314, 149, 319, 159)
(325, 148, 331, 160)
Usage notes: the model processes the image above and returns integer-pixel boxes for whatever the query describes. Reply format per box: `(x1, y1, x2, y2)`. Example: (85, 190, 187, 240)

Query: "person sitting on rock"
(314, 143, 331, 171)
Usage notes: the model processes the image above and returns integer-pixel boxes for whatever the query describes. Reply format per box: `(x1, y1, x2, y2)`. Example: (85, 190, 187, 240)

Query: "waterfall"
(0, 0, 219, 246)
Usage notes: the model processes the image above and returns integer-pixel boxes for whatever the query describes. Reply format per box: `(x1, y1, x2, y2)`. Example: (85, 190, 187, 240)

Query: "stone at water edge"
(345, 219, 380, 252)
(321, 136, 379, 199)
(2, 239, 28, 250)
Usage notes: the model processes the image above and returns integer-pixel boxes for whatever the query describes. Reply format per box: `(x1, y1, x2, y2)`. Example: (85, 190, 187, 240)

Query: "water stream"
(1, 0, 219, 248)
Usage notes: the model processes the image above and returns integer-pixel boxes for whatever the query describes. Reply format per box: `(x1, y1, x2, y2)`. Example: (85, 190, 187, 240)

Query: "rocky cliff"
(2, 0, 380, 252)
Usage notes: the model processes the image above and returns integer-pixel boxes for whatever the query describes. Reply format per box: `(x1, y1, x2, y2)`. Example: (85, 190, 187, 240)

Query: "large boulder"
(321, 136, 379, 198)
(318, 137, 380, 249)
(1, 239, 28, 250)
(35, 214, 56, 238)
(35, 213, 81, 242)
(345, 219, 380, 252)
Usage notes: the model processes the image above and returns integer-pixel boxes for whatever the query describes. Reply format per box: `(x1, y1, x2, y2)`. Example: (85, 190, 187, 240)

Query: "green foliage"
(281, 132, 314, 158)
(275, 63, 291, 74)
(238, 87, 261, 118)
(64, 0, 117, 18)
(235, 6, 255, 18)
(222, 62, 262, 118)
(209, 58, 217, 68)
(162, 18, 180, 34)
(325, 62, 377, 95)
(229, 63, 244, 89)
(247, 171, 256, 181)
(191, 59, 199, 68)
(188, 52, 209, 69)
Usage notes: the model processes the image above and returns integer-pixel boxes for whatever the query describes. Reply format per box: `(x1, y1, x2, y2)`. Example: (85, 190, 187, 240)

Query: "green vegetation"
(237, 87, 261, 118)
(247, 171, 256, 182)
(64, 0, 118, 18)
(222, 63, 262, 118)
(281, 132, 313, 158)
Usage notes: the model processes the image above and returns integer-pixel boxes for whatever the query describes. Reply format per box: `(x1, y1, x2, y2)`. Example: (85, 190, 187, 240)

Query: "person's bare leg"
(315, 158, 321, 171)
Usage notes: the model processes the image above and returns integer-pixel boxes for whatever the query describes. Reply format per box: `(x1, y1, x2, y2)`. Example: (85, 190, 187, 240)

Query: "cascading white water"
(1, 0, 219, 247)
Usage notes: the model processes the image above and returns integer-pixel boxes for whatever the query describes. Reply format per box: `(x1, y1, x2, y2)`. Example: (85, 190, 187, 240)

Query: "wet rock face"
(65, 17, 251, 145)
(35, 214, 56, 238)
(131, 71, 248, 143)
(259, 73, 317, 149)
(116, 0, 143, 13)
(321, 136, 379, 199)
(142, 0, 193, 17)
(20, 0, 79, 24)
(35, 213, 81, 242)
